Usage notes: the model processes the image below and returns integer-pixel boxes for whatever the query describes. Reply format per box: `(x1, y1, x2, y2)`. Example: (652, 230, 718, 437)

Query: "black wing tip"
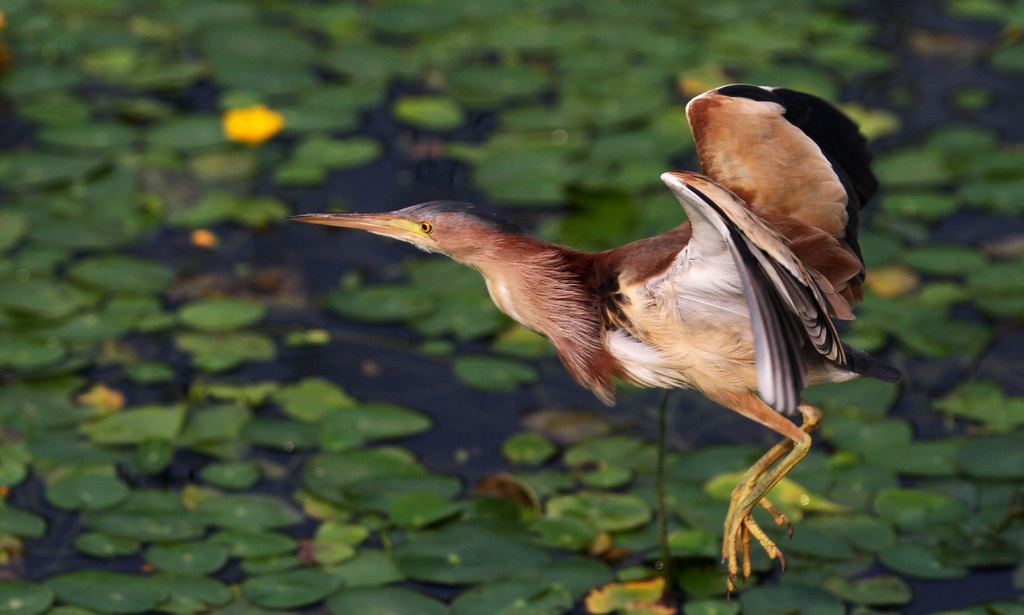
(841, 344, 902, 383)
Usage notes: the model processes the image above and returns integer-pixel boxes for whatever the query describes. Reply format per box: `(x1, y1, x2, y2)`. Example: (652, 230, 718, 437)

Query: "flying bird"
(294, 84, 900, 590)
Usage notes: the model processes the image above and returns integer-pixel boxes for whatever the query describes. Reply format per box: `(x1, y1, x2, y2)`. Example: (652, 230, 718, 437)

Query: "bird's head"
(292, 201, 530, 266)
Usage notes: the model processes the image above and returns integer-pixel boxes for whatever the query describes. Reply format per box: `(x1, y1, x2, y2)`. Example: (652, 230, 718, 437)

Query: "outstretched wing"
(660, 171, 845, 414)
(685, 84, 877, 300)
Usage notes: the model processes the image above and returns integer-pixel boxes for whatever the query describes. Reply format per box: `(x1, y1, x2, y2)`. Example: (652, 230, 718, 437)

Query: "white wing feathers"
(660, 171, 846, 414)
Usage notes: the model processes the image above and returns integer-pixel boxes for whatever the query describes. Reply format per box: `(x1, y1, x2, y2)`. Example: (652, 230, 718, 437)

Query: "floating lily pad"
(957, 434, 1024, 479)
(0, 279, 96, 320)
(822, 575, 912, 606)
(84, 509, 206, 542)
(332, 549, 405, 588)
(273, 377, 355, 422)
(178, 297, 267, 332)
(73, 532, 140, 558)
(0, 210, 29, 252)
(46, 470, 130, 511)
(311, 521, 368, 565)
(145, 541, 230, 574)
(530, 515, 597, 551)
(242, 569, 343, 609)
(326, 587, 447, 615)
(878, 543, 968, 580)
(211, 529, 297, 559)
(326, 285, 435, 323)
(452, 579, 574, 615)
(388, 492, 462, 529)
(319, 402, 433, 450)
(0, 505, 47, 539)
(80, 404, 185, 445)
(546, 491, 651, 532)
(148, 574, 232, 614)
(200, 461, 261, 489)
(242, 417, 318, 451)
(738, 584, 848, 615)
(194, 493, 304, 530)
(395, 523, 552, 585)
(174, 331, 276, 371)
(0, 581, 54, 615)
(392, 95, 465, 130)
(502, 432, 558, 466)
(452, 355, 538, 393)
(46, 571, 165, 614)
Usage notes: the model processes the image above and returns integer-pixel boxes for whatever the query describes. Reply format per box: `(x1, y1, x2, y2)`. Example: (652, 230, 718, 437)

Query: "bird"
(293, 84, 900, 591)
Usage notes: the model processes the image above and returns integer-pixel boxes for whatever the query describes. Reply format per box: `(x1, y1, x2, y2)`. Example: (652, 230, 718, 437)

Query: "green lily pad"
(180, 404, 252, 448)
(0, 210, 29, 252)
(392, 95, 465, 130)
(200, 461, 261, 489)
(936, 382, 1024, 431)
(0, 581, 54, 615)
(135, 438, 174, 475)
(146, 115, 224, 150)
(292, 135, 382, 169)
(451, 579, 574, 615)
(0, 505, 47, 539)
(66, 255, 176, 294)
(326, 285, 435, 323)
(452, 355, 538, 392)
(145, 541, 230, 574)
(174, 331, 276, 371)
(0, 279, 96, 320)
(319, 402, 433, 450)
(242, 417, 318, 451)
(46, 470, 130, 511)
(395, 523, 552, 585)
(388, 492, 462, 529)
(178, 297, 267, 332)
(274, 377, 355, 422)
(84, 509, 206, 542)
(739, 584, 845, 615)
(46, 571, 164, 614)
(529, 515, 597, 551)
(546, 491, 651, 532)
(872, 487, 966, 528)
(240, 554, 302, 576)
(332, 549, 405, 588)
(148, 574, 232, 614)
(878, 543, 968, 580)
(957, 434, 1024, 479)
(326, 587, 447, 615)
(194, 493, 304, 530)
(821, 575, 912, 606)
(73, 532, 140, 558)
(502, 432, 558, 466)
(903, 245, 989, 276)
(38, 123, 136, 151)
(311, 521, 368, 566)
(210, 529, 297, 559)
(242, 569, 343, 609)
(80, 404, 186, 445)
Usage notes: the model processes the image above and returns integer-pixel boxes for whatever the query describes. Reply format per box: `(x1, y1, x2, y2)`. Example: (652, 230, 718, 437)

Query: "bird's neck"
(469, 237, 584, 334)
(466, 236, 618, 403)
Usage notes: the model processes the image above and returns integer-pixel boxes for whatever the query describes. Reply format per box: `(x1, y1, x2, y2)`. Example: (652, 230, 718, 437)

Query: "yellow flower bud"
(222, 104, 285, 146)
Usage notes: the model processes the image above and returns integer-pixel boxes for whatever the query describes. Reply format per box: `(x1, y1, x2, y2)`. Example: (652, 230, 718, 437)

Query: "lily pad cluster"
(0, 0, 1023, 614)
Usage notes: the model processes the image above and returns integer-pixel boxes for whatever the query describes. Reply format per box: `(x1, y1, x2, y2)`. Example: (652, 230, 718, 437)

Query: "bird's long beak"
(291, 212, 422, 241)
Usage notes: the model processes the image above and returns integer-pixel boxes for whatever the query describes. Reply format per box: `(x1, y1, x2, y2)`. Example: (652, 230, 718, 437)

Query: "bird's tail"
(841, 343, 901, 383)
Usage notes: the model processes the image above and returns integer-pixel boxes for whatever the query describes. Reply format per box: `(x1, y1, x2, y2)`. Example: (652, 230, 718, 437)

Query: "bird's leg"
(711, 393, 821, 591)
(655, 389, 675, 595)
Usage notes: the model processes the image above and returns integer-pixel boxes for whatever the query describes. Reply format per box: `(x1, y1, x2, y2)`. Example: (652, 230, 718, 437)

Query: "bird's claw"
(722, 507, 787, 595)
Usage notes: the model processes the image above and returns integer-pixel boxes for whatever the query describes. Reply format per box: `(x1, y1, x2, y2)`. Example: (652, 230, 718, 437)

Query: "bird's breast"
(604, 274, 758, 393)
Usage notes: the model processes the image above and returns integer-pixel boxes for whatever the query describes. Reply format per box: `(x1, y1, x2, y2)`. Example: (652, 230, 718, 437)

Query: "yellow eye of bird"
(419, 221, 433, 234)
